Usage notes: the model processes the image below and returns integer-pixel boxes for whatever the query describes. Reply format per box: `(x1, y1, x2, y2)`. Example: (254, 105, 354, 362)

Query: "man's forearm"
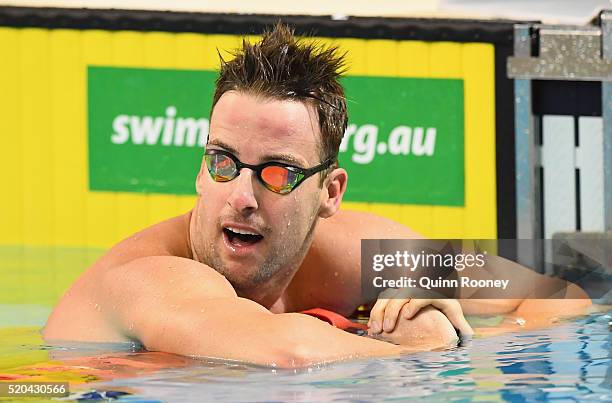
(138, 305, 401, 368)
(272, 313, 402, 366)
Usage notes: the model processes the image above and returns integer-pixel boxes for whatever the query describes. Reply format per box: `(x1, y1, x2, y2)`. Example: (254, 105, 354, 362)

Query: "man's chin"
(215, 259, 273, 287)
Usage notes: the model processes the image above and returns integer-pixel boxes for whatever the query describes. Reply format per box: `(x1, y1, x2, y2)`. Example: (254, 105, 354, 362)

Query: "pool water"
(0, 311, 610, 402)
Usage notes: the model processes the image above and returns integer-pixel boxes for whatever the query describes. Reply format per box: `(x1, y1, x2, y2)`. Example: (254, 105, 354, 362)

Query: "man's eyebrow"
(207, 139, 306, 167)
(261, 153, 304, 166)
(207, 139, 238, 154)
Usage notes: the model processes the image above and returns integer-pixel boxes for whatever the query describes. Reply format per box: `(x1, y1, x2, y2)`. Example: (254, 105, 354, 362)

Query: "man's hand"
(367, 288, 473, 337)
(370, 306, 460, 348)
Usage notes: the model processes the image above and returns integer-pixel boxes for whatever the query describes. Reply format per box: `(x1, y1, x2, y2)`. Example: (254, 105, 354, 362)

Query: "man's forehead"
(209, 91, 321, 163)
(212, 91, 318, 131)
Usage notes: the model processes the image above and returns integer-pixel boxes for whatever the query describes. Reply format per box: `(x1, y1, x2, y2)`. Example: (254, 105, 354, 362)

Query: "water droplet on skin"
(94, 303, 100, 311)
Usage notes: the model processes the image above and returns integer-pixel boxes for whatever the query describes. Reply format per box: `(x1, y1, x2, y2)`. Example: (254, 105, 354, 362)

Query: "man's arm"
(314, 210, 591, 336)
(45, 255, 401, 368)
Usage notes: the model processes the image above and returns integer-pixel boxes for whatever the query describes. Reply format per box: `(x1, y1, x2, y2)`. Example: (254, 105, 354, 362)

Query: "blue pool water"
(3, 311, 609, 402)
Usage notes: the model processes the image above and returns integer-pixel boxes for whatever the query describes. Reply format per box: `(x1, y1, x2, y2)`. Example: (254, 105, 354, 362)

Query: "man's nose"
(226, 169, 259, 214)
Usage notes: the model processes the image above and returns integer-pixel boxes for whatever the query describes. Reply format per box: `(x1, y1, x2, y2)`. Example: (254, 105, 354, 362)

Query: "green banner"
(339, 76, 464, 206)
(88, 66, 215, 194)
(88, 67, 464, 205)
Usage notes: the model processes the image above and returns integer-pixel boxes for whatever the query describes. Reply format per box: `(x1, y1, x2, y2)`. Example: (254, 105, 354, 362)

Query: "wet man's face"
(192, 91, 341, 297)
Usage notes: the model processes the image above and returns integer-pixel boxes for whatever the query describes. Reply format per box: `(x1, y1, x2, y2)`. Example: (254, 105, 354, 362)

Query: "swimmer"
(44, 23, 590, 367)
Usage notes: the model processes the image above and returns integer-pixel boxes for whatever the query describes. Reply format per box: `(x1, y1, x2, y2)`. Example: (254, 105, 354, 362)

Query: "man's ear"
(318, 168, 348, 218)
(195, 156, 206, 195)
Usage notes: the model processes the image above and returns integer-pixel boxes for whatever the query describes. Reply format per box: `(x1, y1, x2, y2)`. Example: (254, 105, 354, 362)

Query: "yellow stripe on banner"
(207, 34, 243, 69)
(50, 30, 86, 247)
(338, 38, 368, 76)
(18, 29, 56, 297)
(49, 30, 88, 288)
(428, 41, 465, 238)
(82, 30, 117, 249)
(20, 29, 54, 245)
(111, 30, 145, 68)
(400, 205, 434, 238)
(462, 43, 497, 238)
(175, 32, 211, 70)
(429, 41, 463, 79)
(397, 41, 429, 78)
(243, 34, 262, 48)
(178, 196, 197, 216)
(365, 39, 398, 77)
(144, 31, 176, 68)
(0, 28, 23, 245)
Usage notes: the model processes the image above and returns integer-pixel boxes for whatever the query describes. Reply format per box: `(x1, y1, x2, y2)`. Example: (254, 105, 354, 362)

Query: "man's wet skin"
(44, 92, 459, 366)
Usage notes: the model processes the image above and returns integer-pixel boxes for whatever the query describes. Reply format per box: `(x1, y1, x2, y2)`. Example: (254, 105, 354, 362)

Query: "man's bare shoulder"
(306, 209, 421, 269)
(317, 209, 422, 239)
(43, 211, 216, 342)
(96, 212, 193, 270)
(60, 211, 193, 302)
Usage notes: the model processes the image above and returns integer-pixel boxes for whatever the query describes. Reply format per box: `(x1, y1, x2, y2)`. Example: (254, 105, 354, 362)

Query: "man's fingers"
(428, 299, 474, 337)
(382, 298, 410, 333)
(402, 299, 474, 337)
(368, 298, 388, 334)
(402, 299, 429, 319)
(437, 304, 473, 336)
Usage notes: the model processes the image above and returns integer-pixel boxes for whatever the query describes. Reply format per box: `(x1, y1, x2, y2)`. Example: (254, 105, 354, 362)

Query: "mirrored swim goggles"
(204, 149, 335, 195)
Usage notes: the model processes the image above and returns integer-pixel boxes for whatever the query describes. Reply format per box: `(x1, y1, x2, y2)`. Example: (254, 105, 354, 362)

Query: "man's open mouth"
(223, 226, 264, 247)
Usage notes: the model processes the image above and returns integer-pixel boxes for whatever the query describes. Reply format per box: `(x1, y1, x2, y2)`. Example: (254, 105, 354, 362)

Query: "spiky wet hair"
(212, 22, 348, 164)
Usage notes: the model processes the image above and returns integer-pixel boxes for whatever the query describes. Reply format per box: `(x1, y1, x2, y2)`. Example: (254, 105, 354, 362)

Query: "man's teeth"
(226, 227, 259, 236)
